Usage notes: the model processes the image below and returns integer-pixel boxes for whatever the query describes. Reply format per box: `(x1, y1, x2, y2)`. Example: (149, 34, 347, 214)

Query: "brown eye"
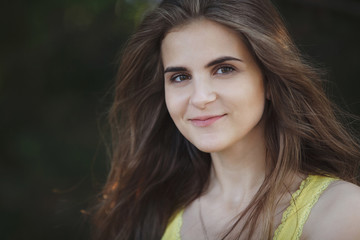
(215, 66, 235, 74)
(171, 74, 191, 83)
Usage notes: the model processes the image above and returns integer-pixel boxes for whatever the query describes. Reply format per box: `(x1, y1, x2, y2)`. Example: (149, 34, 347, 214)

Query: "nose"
(189, 77, 216, 109)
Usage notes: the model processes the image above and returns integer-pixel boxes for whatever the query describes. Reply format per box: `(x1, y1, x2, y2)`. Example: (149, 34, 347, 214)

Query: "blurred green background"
(1, 0, 359, 239)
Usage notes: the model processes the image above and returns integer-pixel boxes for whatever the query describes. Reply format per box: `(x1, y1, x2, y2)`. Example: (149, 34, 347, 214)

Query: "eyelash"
(170, 73, 191, 83)
(215, 65, 236, 75)
(169, 65, 236, 83)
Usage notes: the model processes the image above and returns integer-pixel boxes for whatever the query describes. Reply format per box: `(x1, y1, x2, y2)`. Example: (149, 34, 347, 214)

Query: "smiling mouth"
(189, 114, 226, 127)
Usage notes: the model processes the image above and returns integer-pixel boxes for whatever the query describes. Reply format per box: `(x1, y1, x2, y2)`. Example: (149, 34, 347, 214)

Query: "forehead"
(161, 19, 251, 67)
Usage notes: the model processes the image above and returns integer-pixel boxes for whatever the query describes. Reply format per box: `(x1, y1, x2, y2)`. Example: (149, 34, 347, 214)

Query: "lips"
(189, 114, 226, 127)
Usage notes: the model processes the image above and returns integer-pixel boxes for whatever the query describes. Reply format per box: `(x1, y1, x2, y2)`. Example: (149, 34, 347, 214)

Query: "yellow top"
(161, 175, 337, 240)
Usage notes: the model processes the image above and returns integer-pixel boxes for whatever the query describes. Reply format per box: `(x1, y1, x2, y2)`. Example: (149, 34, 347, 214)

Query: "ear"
(266, 90, 271, 100)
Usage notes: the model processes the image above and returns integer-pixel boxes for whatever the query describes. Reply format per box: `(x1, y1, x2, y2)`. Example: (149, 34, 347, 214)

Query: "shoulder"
(302, 179, 360, 240)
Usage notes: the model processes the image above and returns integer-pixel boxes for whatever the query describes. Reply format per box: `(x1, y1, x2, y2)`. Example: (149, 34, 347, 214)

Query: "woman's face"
(162, 19, 266, 153)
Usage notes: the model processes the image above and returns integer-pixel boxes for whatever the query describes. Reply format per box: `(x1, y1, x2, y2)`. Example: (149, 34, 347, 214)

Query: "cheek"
(226, 80, 265, 115)
(221, 79, 264, 102)
(165, 86, 189, 112)
(245, 87, 266, 120)
(241, 75, 265, 102)
(243, 86, 265, 106)
(165, 87, 186, 120)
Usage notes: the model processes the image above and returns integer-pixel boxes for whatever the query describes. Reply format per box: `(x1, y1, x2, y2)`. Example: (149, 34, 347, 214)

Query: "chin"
(192, 141, 226, 153)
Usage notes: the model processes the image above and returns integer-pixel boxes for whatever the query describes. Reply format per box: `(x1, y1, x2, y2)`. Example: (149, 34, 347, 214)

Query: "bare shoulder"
(302, 179, 360, 240)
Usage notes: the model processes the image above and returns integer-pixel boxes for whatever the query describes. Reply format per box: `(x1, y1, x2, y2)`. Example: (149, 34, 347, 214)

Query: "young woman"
(93, 0, 360, 239)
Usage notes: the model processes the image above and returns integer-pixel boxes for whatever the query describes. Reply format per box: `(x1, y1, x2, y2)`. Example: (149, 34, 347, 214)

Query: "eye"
(215, 66, 235, 75)
(170, 74, 191, 83)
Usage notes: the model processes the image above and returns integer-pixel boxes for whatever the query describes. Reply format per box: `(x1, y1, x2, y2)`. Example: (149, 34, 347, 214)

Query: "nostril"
(189, 90, 217, 109)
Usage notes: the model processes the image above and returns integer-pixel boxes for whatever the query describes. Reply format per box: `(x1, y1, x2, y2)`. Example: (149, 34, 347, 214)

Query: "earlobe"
(265, 82, 271, 100)
(266, 90, 271, 100)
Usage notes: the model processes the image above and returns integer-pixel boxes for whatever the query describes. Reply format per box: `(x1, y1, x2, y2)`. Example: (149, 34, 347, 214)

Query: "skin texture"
(163, 20, 266, 156)
(162, 19, 360, 240)
(162, 19, 269, 239)
(301, 180, 360, 240)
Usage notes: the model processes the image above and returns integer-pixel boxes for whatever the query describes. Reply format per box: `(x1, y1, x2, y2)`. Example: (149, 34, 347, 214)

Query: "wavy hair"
(93, 0, 360, 239)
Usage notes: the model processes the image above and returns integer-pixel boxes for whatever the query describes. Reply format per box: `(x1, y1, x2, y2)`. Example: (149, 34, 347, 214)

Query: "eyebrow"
(163, 56, 242, 74)
(163, 66, 188, 74)
(205, 56, 242, 68)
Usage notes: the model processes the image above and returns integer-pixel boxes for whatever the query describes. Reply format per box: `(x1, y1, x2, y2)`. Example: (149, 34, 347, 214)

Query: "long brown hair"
(93, 0, 360, 239)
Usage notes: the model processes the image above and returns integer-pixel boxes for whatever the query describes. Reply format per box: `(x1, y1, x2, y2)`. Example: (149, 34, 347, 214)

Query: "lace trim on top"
(161, 209, 183, 240)
(162, 175, 336, 240)
(175, 210, 183, 240)
(273, 176, 310, 239)
(273, 175, 336, 240)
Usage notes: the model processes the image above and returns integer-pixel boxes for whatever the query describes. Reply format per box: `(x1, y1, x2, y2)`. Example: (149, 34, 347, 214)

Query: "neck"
(207, 125, 267, 206)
